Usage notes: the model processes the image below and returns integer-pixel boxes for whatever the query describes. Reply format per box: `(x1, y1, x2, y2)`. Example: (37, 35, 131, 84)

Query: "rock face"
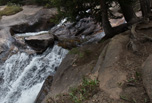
(39, 43, 104, 103)
(11, 8, 56, 33)
(94, 34, 128, 99)
(42, 53, 89, 98)
(0, 28, 16, 63)
(25, 33, 54, 53)
(0, 6, 57, 33)
(36, 34, 130, 103)
(142, 55, 152, 102)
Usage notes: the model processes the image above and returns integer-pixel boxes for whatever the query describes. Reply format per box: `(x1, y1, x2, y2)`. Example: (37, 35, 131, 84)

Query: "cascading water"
(0, 34, 68, 103)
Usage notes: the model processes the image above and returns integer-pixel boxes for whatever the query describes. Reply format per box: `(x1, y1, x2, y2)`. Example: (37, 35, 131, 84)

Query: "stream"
(0, 32, 69, 103)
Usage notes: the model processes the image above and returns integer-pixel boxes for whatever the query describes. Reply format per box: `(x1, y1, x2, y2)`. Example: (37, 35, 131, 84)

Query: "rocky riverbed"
(0, 5, 57, 62)
(1, 4, 152, 103)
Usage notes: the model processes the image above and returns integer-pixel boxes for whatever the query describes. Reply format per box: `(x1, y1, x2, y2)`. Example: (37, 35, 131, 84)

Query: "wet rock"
(142, 55, 152, 102)
(0, 28, 16, 63)
(50, 17, 127, 49)
(35, 76, 53, 103)
(50, 18, 102, 47)
(25, 33, 54, 53)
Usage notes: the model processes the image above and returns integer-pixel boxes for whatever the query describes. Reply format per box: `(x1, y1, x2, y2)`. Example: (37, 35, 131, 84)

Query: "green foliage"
(70, 48, 80, 54)
(127, 78, 137, 83)
(34, 0, 51, 5)
(144, 98, 148, 103)
(69, 77, 99, 103)
(0, 0, 24, 5)
(50, 13, 65, 24)
(117, 0, 137, 4)
(0, 0, 9, 5)
(120, 95, 129, 101)
(49, 0, 137, 24)
(70, 48, 91, 58)
(50, 0, 102, 23)
(69, 48, 84, 58)
(132, 98, 137, 103)
(135, 71, 141, 79)
(0, 0, 52, 6)
(0, 4, 22, 19)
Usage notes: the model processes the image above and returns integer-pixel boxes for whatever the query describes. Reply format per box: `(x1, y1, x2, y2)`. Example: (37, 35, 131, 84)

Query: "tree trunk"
(118, 0, 137, 22)
(140, 0, 151, 17)
(101, 0, 115, 39)
(146, 0, 151, 13)
(100, 0, 142, 40)
(151, 0, 152, 8)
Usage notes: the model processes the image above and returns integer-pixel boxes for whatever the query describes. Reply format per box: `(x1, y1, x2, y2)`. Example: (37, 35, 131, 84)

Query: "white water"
(16, 31, 49, 37)
(0, 45, 68, 103)
(57, 18, 67, 27)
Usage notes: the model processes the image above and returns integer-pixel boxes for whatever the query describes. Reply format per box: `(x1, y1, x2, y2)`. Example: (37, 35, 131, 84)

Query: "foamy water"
(0, 31, 68, 103)
(16, 31, 49, 37)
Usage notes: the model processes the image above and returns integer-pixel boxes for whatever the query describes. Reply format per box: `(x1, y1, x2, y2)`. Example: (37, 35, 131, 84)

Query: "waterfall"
(0, 45, 68, 103)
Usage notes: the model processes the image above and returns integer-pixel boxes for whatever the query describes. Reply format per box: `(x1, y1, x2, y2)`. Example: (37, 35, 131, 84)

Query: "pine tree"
(51, 0, 139, 38)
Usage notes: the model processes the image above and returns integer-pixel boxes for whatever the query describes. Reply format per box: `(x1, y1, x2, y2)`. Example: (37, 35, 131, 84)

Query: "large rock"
(0, 6, 57, 33)
(37, 34, 130, 103)
(0, 28, 17, 63)
(10, 8, 56, 33)
(92, 34, 129, 100)
(25, 33, 54, 53)
(0, 6, 42, 29)
(142, 55, 152, 102)
(40, 43, 104, 103)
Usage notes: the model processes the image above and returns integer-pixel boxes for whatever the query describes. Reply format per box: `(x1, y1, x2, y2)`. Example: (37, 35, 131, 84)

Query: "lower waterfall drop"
(0, 45, 68, 103)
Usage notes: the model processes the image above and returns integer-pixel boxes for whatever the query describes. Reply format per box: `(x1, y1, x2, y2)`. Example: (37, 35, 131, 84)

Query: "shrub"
(69, 77, 99, 103)
(0, 4, 23, 19)
(0, 0, 24, 5)
(0, 0, 52, 6)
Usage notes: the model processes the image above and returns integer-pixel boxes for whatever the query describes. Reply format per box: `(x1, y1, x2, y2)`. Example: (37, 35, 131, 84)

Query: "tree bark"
(140, 0, 151, 17)
(101, 0, 115, 39)
(151, 0, 152, 8)
(100, 0, 142, 40)
(118, 0, 137, 22)
(146, 0, 151, 13)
